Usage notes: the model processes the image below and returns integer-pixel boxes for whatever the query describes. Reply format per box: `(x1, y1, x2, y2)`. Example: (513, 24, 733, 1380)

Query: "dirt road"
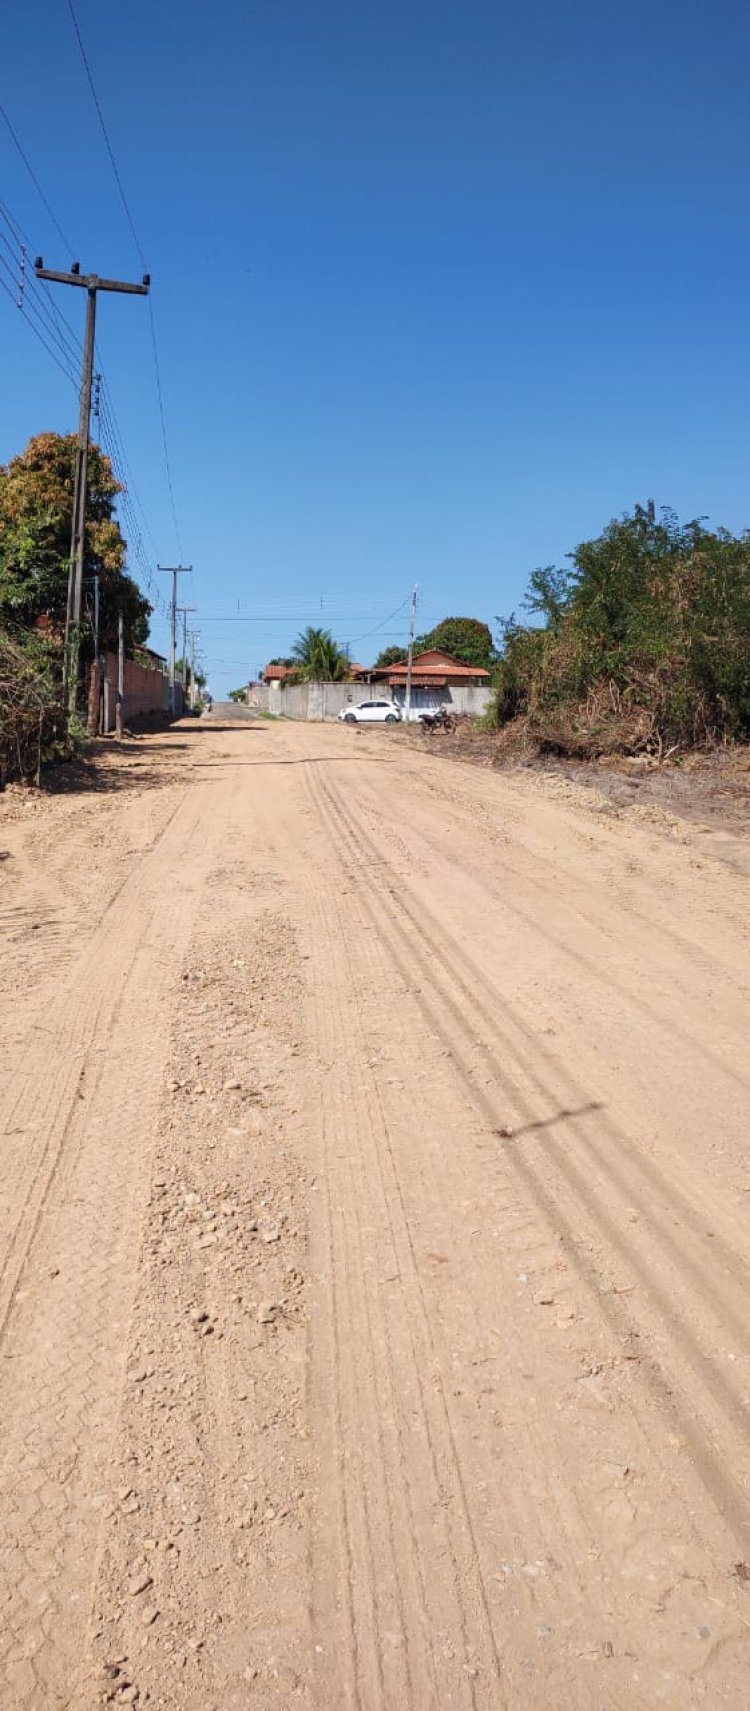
(1, 715, 750, 1709)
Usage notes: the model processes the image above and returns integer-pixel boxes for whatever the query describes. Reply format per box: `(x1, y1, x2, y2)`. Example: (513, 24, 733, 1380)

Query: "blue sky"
(2, 0, 750, 692)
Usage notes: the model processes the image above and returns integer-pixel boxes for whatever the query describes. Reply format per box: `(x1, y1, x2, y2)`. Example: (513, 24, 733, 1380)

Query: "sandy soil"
(1, 714, 750, 1709)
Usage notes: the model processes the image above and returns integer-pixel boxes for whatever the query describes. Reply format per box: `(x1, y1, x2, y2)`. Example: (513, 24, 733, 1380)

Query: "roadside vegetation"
(491, 503, 750, 757)
(375, 617, 495, 671)
(0, 627, 65, 786)
(288, 627, 349, 682)
(0, 432, 152, 782)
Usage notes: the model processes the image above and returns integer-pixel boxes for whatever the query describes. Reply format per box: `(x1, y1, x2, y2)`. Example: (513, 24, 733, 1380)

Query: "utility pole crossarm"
(35, 262, 150, 294)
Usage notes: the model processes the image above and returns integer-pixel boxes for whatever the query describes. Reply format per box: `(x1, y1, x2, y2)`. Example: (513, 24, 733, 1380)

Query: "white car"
(339, 699, 402, 724)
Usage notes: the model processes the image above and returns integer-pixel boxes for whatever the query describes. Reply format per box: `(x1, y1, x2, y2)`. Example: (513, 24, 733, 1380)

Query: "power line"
(0, 104, 75, 253)
(0, 252, 79, 387)
(0, 200, 85, 363)
(98, 378, 162, 561)
(0, 168, 172, 615)
(0, 249, 83, 378)
(64, 0, 147, 270)
(147, 298, 183, 558)
(64, 0, 184, 559)
(346, 594, 413, 645)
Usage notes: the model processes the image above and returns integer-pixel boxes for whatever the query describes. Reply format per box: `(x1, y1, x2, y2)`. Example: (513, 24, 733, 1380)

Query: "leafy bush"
(492, 503, 750, 754)
(0, 627, 68, 784)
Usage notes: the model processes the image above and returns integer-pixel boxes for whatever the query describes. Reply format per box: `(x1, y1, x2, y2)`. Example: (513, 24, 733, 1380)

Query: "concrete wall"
(250, 679, 492, 722)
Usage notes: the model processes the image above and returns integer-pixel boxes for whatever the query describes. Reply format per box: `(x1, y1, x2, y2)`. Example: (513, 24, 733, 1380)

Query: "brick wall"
(89, 655, 173, 731)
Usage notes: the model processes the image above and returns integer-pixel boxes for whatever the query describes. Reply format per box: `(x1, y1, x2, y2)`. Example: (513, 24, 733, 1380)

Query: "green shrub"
(492, 504, 750, 753)
(0, 627, 68, 783)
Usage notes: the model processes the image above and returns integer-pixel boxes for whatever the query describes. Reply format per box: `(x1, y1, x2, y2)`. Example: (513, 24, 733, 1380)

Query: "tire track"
(0, 770, 232, 1709)
(314, 766, 750, 1555)
(356, 753, 750, 1096)
(0, 783, 195, 1333)
(299, 775, 629, 1706)
(255, 768, 507, 1708)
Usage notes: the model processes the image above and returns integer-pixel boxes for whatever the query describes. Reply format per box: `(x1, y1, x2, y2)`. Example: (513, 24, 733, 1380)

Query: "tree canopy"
(412, 616, 495, 670)
(0, 432, 151, 655)
(289, 626, 349, 681)
(374, 644, 406, 668)
(493, 501, 750, 750)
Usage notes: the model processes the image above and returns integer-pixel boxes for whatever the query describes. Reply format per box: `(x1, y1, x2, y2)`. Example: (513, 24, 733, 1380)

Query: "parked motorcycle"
(418, 707, 456, 733)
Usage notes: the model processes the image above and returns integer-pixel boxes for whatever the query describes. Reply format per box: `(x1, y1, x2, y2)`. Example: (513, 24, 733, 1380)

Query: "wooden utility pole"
(177, 606, 196, 698)
(188, 630, 201, 708)
(115, 612, 124, 738)
(158, 567, 192, 712)
(34, 259, 150, 719)
(404, 586, 418, 723)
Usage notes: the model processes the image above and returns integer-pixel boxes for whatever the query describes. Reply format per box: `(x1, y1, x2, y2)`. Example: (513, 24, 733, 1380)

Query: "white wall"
(253, 679, 493, 721)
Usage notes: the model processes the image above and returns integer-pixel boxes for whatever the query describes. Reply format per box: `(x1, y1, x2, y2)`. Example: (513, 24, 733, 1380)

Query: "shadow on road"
(32, 723, 270, 797)
(499, 1101, 605, 1140)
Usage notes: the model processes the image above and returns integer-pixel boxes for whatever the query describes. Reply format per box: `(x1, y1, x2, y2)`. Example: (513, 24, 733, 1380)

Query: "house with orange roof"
(355, 649, 491, 718)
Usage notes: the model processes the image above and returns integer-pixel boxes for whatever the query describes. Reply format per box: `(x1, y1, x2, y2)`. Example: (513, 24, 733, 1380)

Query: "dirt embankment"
(2, 717, 750, 1710)
(400, 720, 750, 872)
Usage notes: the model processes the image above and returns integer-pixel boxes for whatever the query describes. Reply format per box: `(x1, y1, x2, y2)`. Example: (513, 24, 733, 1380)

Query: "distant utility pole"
(404, 586, 418, 723)
(178, 607, 196, 697)
(34, 258, 150, 719)
(188, 630, 201, 708)
(158, 566, 192, 711)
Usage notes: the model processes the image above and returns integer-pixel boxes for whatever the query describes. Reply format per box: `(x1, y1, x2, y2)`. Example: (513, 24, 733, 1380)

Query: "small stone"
(190, 1309, 209, 1325)
(223, 1079, 241, 1092)
(533, 1292, 555, 1307)
(257, 1302, 277, 1325)
(197, 1234, 216, 1249)
(128, 1573, 153, 1597)
(141, 1604, 159, 1627)
(183, 1508, 201, 1526)
(259, 1220, 280, 1244)
(131, 1368, 148, 1384)
(120, 1689, 139, 1705)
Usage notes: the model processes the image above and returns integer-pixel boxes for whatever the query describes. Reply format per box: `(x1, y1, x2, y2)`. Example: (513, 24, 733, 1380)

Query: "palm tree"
(290, 626, 349, 681)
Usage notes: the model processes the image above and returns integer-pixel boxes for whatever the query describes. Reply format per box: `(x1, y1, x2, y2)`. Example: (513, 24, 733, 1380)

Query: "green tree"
(0, 432, 151, 655)
(228, 686, 247, 703)
(413, 616, 495, 670)
(289, 626, 349, 681)
(374, 644, 406, 668)
(492, 501, 750, 747)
